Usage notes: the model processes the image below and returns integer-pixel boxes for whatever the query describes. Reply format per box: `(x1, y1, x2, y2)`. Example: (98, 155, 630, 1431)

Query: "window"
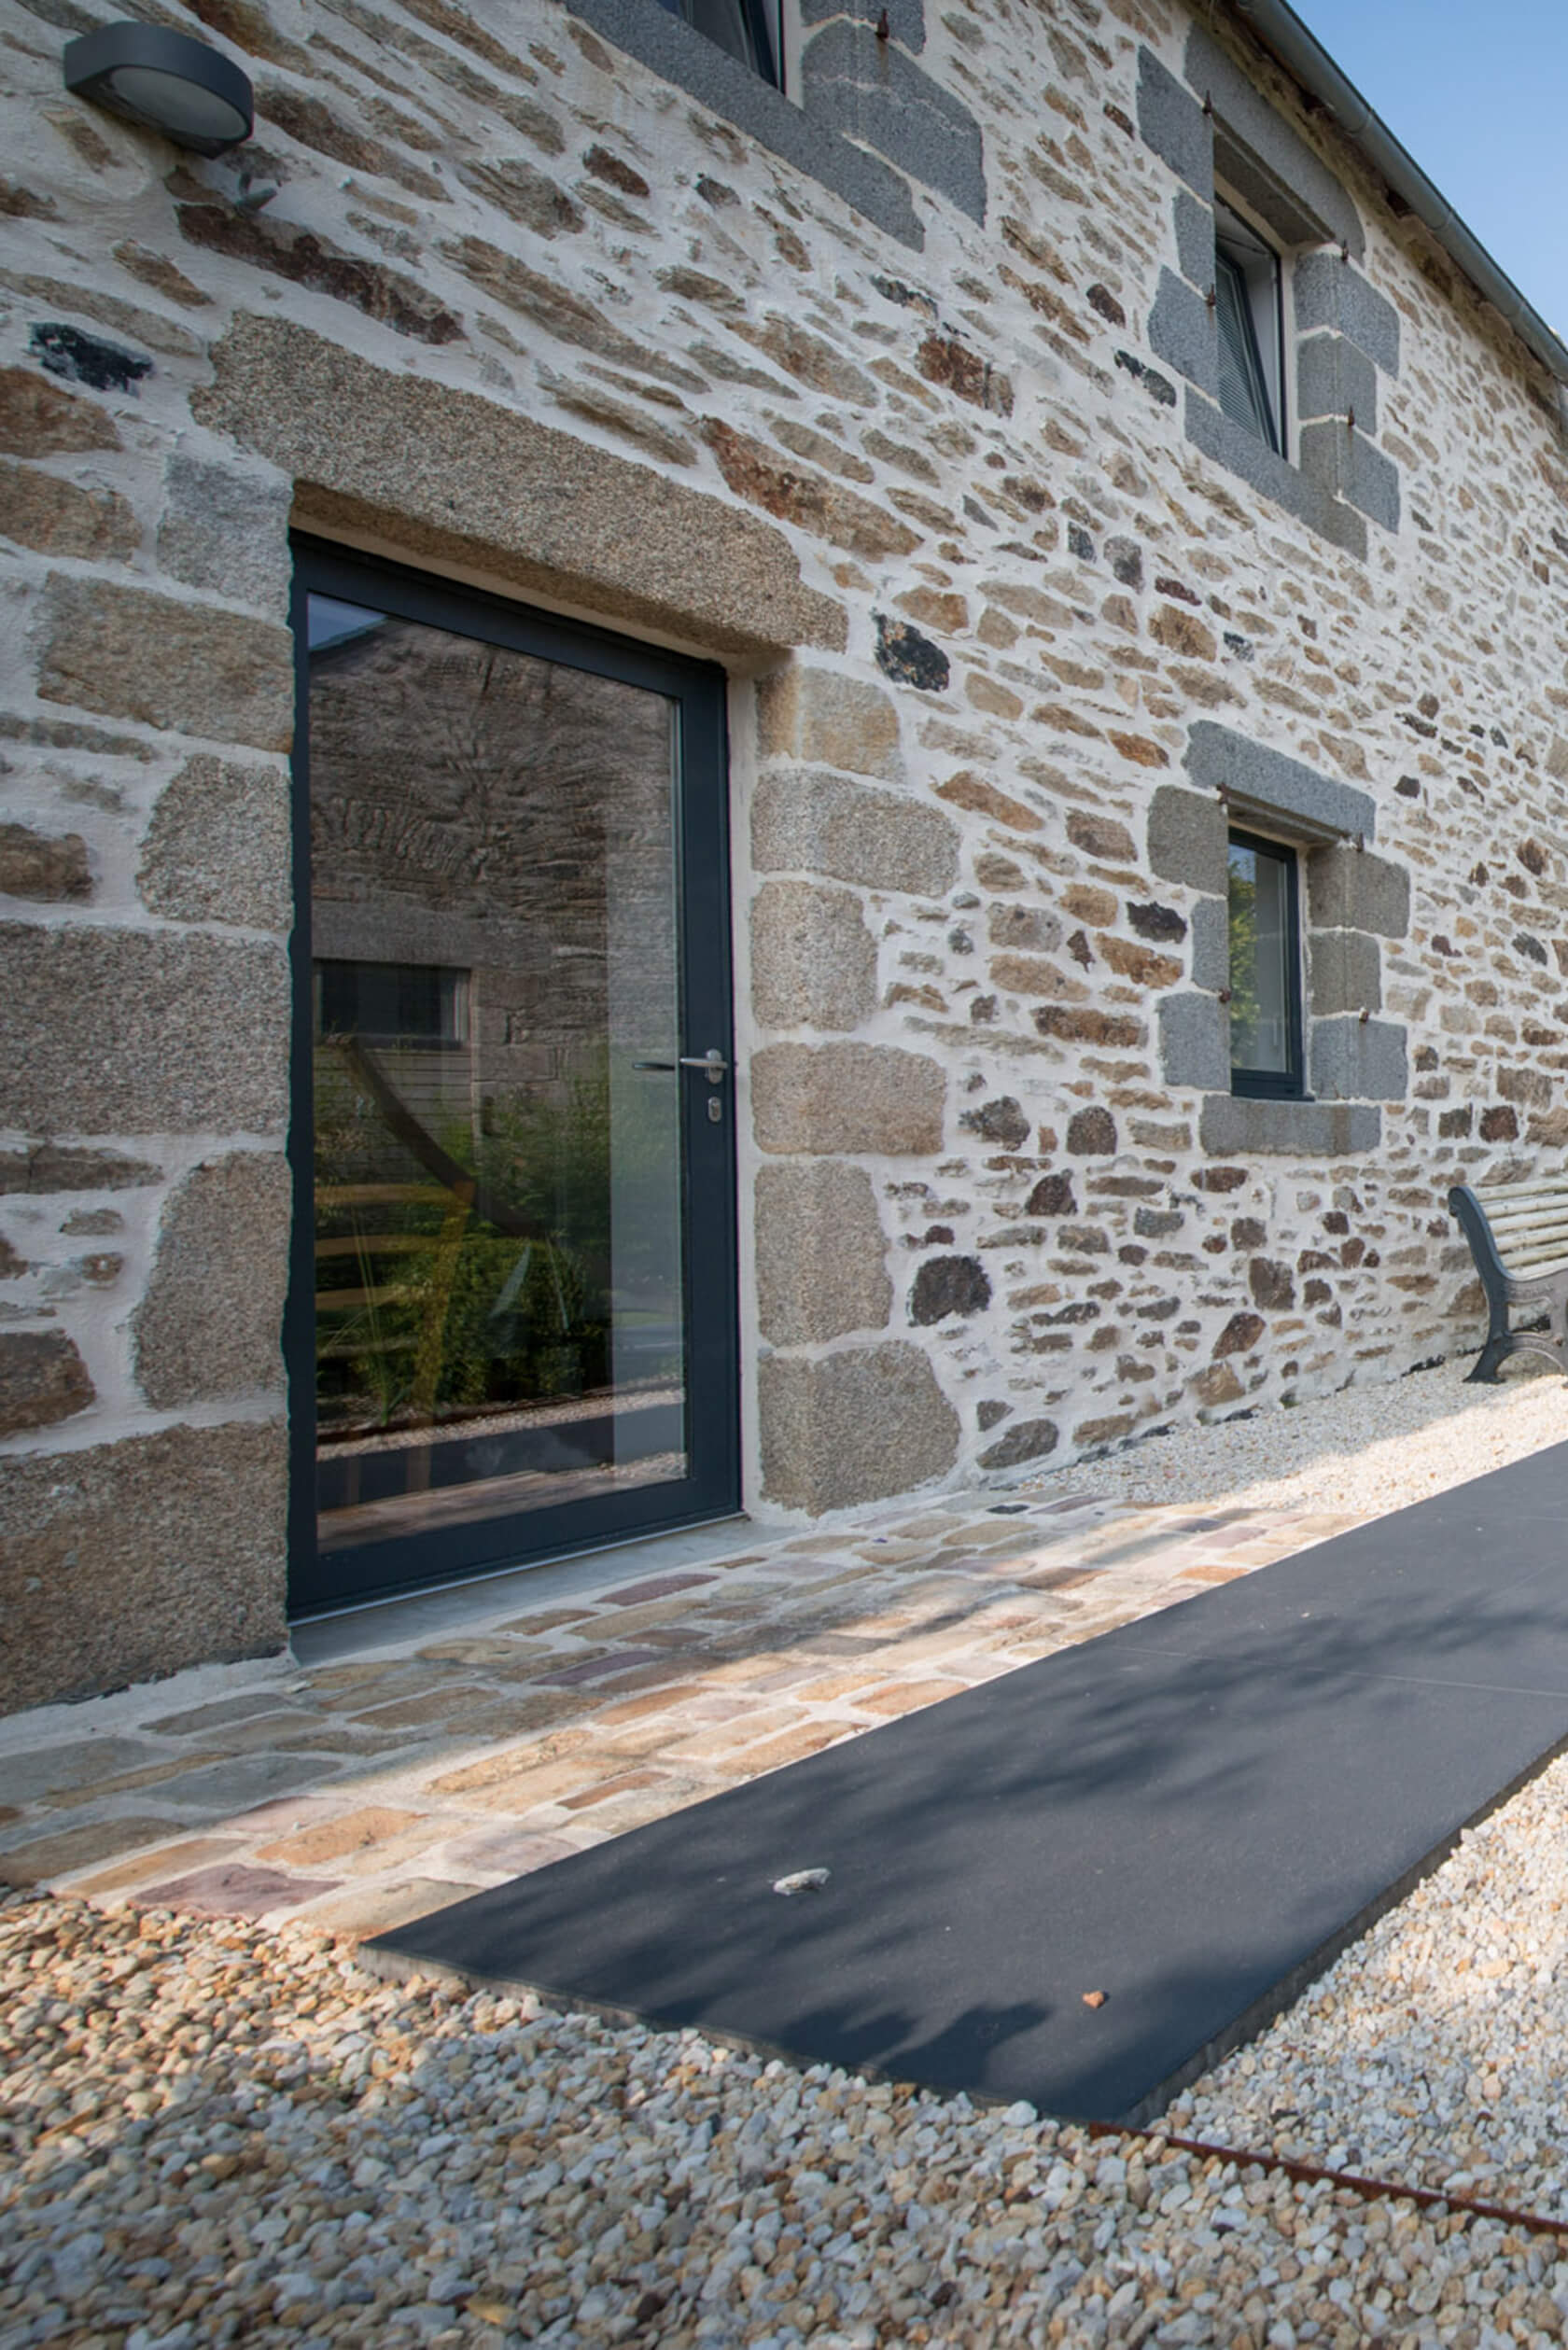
(654, 0, 781, 85)
(1214, 198, 1283, 455)
(315, 960, 469, 1049)
(1227, 831, 1303, 1098)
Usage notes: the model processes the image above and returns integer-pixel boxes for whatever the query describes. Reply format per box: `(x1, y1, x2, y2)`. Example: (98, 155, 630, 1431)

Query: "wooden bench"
(1448, 1177, 1568, 1381)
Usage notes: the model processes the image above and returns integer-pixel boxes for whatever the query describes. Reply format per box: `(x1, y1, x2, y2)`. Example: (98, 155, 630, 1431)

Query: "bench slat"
(1449, 1178, 1568, 1381)
(1499, 1246, 1568, 1273)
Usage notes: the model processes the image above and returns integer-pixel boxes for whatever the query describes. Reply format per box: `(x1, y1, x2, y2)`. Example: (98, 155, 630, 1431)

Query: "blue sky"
(1291, 0, 1567, 335)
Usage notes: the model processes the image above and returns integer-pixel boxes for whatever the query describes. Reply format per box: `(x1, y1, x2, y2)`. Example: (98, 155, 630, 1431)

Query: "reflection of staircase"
(315, 1182, 451, 1361)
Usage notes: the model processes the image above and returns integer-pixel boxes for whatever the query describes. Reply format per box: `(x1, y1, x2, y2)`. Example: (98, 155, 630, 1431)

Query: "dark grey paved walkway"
(369, 1442, 1568, 2123)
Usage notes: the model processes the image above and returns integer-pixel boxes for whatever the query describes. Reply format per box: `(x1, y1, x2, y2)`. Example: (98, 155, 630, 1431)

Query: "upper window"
(1214, 198, 1283, 455)
(1227, 831, 1303, 1099)
(655, 0, 781, 85)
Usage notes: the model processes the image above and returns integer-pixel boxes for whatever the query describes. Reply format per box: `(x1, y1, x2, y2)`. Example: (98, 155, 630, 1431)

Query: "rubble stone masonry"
(2, 0, 1567, 1706)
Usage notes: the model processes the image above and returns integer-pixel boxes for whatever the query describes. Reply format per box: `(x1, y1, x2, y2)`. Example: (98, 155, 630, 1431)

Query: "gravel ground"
(1033, 1355, 1568, 1518)
(8, 1363, 1568, 2347)
(1177, 1745, 1568, 2230)
(7, 1893, 1568, 2350)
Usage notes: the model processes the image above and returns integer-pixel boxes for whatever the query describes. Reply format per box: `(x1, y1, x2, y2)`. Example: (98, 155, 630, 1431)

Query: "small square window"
(315, 960, 470, 1049)
(654, 0, 781, 85)
(1228, 831, 1303, 1098)
(1214, 198, 1283, 455)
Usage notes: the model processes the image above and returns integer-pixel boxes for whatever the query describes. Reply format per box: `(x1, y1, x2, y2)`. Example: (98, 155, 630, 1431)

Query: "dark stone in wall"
(1025, 1172, 1075, 1216)
(875, 612, 949, 691)
(1249, 1258, 1296, 1311)
(978, 1417, 1058, 1469)
(1480, 1105, 1519, 1142)
(802, 21, 986, 222)
(959, 1095, 1029, 1150)
(1135, 45, 1211, 200)
(30, 323, 151, 394)
(177, 205, 463, 345)
(1213, 1310, 1266, 1358)
(1106, 537, 1143, 590)
(1066, 1108, 1116, 1155)
(1127, 902, 1186, 944)
(976, 1398, 1010, 1430)
(910, 1253, 991, 1324)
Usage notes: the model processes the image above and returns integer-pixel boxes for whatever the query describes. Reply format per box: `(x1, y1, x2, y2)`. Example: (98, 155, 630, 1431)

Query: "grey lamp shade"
(63, 21, 254, 156)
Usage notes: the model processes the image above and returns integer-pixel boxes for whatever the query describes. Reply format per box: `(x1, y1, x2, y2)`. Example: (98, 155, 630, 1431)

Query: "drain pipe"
(1225, 0, 1568, 394)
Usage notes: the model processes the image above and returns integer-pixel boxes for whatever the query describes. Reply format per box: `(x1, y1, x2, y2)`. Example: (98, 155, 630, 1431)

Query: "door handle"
(633, 1051, 729, 1085)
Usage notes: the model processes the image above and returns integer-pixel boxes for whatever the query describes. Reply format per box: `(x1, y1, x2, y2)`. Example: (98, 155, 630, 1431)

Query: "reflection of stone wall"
(310, 623, 678, 1110)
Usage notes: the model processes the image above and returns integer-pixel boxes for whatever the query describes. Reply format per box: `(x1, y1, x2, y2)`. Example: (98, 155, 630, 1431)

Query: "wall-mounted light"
(63, 21, 254, 157)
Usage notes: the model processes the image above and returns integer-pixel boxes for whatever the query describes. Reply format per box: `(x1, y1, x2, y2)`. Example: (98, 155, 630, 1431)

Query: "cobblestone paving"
(0, 1484, 1363, 1937)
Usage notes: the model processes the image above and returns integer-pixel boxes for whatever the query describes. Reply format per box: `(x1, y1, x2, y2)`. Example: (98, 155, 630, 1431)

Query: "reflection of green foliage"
(1227, 860, 1261, 1060)
(313, 1042, 617, 1434)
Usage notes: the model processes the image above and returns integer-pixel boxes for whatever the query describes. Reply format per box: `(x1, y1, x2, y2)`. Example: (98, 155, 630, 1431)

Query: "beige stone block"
(1, 463, 139, 562)
(0, 823, 91, 902)
(136, 754, 291, 930)
(74, 1835, 244, 1894)
(4, 923, 288, 1132)
(756, 1160, 891, 1345)
(858, 1679, 971, 1715)
(935, 770, 1041, 831)
(752, 767, 959, 894)
(759, 1343, 960, 1513)
(0, 1145, 154, 1195)
(758, 668, 902, 777)
(752, 1043, 945, 1155)
(255, 1807, 441, 1872)
(0, 366, 119, 456)
(722, 1723, 851, 1774)
(0, 1421, 287, 1713)
(300, 1878, 484, 1937)
(130, 1146, 287, 1400)
(0, 1330, 94, 1436)
(193, 315, 843, 658)
(702, 418, 920, 564)
(36, 575, 294, 751)
(752, 880, 878, 1030)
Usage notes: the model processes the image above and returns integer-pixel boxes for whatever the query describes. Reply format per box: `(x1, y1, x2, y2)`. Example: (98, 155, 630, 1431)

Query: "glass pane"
(1214, 249, 1276, 450)
(1228, 840, 1294, 1076)
(306, 594, 687, 1558)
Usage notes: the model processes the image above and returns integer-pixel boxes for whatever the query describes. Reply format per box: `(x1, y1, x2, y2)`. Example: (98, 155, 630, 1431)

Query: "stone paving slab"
(369, 1443, 1568, 2125)
(0, 1482, 1371, 1933)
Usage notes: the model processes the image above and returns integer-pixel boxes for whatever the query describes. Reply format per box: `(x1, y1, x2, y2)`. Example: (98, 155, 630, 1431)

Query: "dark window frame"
(286, 537, 742, 1618)
(1227, 825, 1305, 1101)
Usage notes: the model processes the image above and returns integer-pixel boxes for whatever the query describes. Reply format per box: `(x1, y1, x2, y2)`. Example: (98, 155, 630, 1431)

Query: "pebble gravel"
(1177, 1746, 1568, 2230)
(8, 1892, 1568, 2350)
(1037, 1355, 1568, 1520)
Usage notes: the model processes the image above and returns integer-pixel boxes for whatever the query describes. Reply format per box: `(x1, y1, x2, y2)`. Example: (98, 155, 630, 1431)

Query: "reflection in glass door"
(287, 546, 738, 1613)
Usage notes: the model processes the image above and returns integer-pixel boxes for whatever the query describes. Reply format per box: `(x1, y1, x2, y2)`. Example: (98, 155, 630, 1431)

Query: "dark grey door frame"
(286, 537, 741, 1617)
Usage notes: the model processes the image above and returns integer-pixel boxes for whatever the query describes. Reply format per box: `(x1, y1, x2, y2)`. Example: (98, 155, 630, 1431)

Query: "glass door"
(287, 543, 738, 1614)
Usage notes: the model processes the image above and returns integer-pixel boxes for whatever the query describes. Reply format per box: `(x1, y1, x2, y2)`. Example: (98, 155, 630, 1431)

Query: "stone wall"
(3, 0, 1567, 1706)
